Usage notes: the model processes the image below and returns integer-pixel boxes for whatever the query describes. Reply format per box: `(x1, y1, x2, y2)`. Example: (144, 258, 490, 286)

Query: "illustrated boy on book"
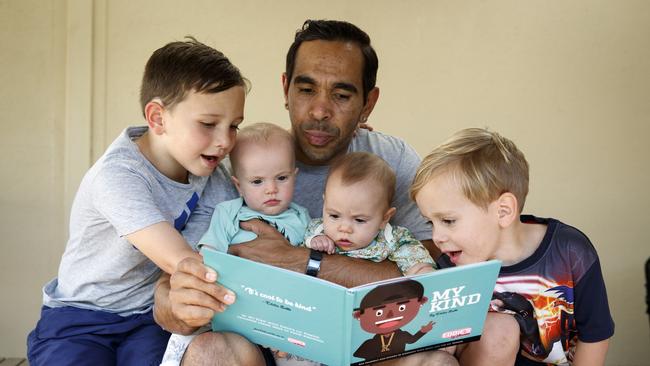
(199, 122, 310, 252)
(304, 152, 435, 275)
(353, 279, 433, 360)
(27, 38, 247, 364)
(410, 128, 615, 365)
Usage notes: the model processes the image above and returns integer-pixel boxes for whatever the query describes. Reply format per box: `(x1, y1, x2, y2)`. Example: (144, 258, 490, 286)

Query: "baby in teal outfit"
(199, 122, 309, 252)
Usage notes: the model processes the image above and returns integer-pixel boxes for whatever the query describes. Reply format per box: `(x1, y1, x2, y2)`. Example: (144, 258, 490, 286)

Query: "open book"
(201, 247, 500, 365)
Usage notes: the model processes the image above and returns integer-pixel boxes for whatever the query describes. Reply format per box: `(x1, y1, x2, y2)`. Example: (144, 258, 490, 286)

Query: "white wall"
(1, 1, 648, 364)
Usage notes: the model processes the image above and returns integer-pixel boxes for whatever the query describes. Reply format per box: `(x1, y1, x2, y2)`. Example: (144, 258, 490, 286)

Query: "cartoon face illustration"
(352, 279, 433, 361)
(354, 296, 426, 334)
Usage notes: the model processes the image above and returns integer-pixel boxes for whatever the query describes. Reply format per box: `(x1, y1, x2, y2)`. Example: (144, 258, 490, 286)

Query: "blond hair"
(230, 122, 295, 176)
(327, 152, 396, 207)
(410, 128, 529, 212)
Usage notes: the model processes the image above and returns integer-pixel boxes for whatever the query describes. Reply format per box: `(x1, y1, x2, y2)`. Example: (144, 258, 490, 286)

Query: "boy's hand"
(168, 257, 236, 328)
(309, 235, 336, 254)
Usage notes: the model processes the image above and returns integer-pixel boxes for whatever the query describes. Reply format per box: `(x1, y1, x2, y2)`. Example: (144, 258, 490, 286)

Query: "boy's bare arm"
(572, 339, 609, 366)
(126, 221, 201, 274)
(232, 220, 402, 287)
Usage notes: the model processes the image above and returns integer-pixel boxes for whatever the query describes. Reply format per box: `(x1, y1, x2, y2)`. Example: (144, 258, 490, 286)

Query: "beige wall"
(1, 0, 648, 364)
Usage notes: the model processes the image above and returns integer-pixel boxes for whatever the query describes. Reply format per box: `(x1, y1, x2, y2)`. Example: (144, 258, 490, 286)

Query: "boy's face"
(283, 40, 376, 166)
(415, 171, 501, 265)
(160, 86, 245, 178)
(232, 139, 297, 216)
(322, 174, 394, 251)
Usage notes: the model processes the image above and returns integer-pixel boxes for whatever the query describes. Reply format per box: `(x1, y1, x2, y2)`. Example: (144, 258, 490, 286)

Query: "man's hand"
(309, 235, 336, 254)
(159, 257, 236, 332)
(229, 219, 311, 273)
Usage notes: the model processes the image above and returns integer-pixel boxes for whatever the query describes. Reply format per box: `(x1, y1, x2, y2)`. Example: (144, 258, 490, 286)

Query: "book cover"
(201, 247, 500, 365)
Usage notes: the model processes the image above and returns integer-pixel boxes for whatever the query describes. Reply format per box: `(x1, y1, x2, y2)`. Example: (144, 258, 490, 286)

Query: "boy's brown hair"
(327, 152, 396, 207)
(410, 128, 530, 213)
(230, 122, 295, 177)
(140, 37, 248, 115)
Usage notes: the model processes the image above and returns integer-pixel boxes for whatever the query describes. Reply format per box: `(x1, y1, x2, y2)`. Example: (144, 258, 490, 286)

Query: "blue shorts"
(27, 306, 170, 366)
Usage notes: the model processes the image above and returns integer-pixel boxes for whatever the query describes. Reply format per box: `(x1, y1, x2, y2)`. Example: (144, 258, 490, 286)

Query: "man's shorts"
(27, 306, 170, 366)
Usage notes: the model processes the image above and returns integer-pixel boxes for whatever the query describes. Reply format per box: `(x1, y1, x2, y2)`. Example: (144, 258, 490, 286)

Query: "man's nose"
(308, 93, 332, 121)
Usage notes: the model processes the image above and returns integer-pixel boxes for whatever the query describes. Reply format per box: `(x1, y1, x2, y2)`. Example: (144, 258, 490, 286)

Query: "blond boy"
(411, 128, 614, 365)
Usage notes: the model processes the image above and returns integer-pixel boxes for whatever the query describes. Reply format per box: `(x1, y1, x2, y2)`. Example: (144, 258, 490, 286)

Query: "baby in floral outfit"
(304, 152, 435, 275)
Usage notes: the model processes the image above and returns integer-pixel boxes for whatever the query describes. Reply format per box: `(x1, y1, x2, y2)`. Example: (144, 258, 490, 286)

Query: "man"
(155, 20, 519, 366)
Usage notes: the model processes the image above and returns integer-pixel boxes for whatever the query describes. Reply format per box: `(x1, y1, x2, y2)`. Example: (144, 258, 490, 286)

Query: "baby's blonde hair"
(410, 128, 529, 213)
(327, 152, 396, 207)
(230, 122, 295, 177)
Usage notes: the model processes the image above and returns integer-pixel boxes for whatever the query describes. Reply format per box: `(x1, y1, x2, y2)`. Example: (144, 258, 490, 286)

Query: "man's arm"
(153, 257, 236, 334)
(231, 220, 401, 287)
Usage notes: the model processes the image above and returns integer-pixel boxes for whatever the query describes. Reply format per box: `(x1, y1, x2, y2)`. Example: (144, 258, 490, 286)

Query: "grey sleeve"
(390, 143, 430, 241)
(92, 162, 166, 237)
(182, 165, 238, 249)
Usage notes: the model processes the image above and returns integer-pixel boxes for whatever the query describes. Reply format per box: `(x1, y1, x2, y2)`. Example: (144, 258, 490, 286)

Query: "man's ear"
(281, 73, 290, 105)
(381, 207, 397, 228)
(144, 99, 165, 135)
(231, 176, 243, 195)
(353, 310, 361, 320)
(359, 87, 380, 123)
(496, 192, 518, 228)
(419, 296, 429, 305)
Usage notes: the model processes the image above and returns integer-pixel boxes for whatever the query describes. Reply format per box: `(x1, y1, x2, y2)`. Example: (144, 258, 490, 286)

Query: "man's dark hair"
(140, 36, 248, 115)
(285, 19, 378, 103)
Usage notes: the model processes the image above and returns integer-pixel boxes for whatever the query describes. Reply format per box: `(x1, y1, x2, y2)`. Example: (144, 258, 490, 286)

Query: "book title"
(429, 285, 481, 312)
(242, 286, 316, 312)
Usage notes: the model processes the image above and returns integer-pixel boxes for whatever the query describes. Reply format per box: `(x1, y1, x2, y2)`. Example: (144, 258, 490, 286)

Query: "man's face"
(283, 40, 376, 166)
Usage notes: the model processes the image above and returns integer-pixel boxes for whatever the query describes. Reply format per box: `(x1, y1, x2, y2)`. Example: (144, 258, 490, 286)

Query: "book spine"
(343, 289, 354, 365)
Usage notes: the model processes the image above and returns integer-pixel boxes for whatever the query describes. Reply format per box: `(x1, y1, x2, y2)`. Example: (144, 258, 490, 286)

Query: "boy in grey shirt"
(27, 38, 246, 365)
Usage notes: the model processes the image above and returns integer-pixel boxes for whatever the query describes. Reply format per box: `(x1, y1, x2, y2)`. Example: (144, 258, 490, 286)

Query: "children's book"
(201, 246, 500, 365)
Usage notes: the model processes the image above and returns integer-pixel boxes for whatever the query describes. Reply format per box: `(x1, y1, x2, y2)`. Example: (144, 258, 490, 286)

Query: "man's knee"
(183, 332, 264, 366)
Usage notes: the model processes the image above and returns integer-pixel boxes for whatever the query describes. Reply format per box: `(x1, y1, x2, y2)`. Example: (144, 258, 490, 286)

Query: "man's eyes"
(334, 93, 351, 101)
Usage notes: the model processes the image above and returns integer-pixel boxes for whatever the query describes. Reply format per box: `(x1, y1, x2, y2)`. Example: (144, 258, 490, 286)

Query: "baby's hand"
(309, 235, 336, 254)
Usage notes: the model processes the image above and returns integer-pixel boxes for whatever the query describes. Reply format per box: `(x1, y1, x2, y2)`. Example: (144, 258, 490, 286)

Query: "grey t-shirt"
(182, 129, 429, 245)
(42, 126, 218, 316)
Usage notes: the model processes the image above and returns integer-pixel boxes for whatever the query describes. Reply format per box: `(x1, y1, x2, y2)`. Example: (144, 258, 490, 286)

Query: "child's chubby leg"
(455, 312, 519, 366)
